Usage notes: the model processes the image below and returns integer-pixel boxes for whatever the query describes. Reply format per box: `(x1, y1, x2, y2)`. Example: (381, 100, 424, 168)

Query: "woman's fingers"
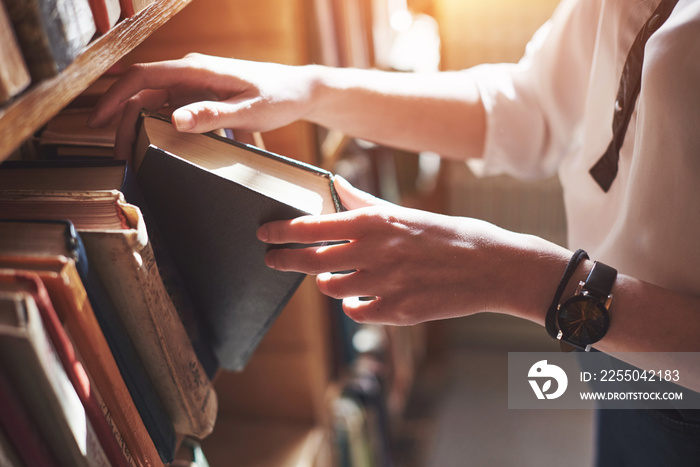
(264, 241, 359, 274)
(333, 175, 387, 210)
(171, 95, 266, 133)
(316, 271, 379, 300)
(89, 62, 174, 127)
(112, 88, 170, 161)
(257, 210, 374, 245)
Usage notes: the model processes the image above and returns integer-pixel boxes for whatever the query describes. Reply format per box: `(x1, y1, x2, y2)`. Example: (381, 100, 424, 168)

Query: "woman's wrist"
(496, 235, 576, 326)
(301, 64, 328, 122)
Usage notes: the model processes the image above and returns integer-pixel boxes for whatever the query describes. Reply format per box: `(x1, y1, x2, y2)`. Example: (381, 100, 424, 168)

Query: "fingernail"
(264, 251, 277, 269)
(256, 225, 269, 242)
(173, 110, 195, 131)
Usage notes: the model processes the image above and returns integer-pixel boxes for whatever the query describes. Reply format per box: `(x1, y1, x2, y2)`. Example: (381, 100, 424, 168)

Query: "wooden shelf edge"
(0, 0, 193, 162)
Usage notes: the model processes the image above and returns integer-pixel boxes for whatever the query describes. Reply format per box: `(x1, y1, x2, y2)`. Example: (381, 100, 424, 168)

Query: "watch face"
(557, 295, 609, 346)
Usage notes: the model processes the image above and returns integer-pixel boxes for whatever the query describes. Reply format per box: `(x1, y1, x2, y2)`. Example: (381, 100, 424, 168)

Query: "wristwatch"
(556, 261, 617, 352)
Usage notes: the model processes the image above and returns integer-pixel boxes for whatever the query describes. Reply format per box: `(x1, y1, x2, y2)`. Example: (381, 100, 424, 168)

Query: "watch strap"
(545, 249, 589, 339)
(582, 261, 618, 302)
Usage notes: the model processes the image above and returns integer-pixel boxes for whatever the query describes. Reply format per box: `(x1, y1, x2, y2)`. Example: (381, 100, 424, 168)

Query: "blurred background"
(123, 0, 595, 465)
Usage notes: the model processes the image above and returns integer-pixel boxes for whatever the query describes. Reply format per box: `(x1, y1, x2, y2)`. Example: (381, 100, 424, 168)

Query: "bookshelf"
(0, 0, 194, 163)
(0, 1, 426, 465)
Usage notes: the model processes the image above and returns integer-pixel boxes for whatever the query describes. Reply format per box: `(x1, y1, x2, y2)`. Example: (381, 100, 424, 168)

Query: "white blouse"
(469, 0, 700, 296)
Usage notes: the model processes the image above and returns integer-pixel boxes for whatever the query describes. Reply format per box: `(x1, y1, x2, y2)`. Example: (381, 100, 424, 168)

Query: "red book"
(87, 0, 121, 34)
(118, 0, 153, 18)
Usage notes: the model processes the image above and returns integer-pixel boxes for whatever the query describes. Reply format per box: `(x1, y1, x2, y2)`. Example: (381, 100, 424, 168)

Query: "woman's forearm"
(304, 66, 486, 160)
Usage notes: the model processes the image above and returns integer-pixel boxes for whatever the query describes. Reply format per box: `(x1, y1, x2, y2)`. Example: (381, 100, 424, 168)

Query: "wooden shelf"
(0, 0, 193, 163)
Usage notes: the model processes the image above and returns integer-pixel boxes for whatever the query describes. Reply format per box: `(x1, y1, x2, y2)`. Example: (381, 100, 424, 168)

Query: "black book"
(133, 112, 342, 371)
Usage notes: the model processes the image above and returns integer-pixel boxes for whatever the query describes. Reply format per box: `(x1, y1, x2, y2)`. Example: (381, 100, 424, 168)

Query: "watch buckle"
(556, 330, 592, 352)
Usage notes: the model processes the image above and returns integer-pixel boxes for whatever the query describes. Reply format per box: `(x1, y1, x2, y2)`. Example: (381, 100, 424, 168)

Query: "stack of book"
(0, 0, 156, 106)
(0, 111, 343, 465)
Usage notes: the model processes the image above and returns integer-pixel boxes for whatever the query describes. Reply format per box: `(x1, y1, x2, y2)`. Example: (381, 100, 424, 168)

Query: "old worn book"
(0, 189, 129, 230)
(0, 259, 167, 467)
(0, 219, 175, 465)
(0, 271, 127, 466)
(0, 190, 218, 440)
(38, 108, 117, 158)
(133, 112, 342, 371)
(0, 159, 217, 377)
(4, 0, 96, 80)
(0, 1, 30, 104)
(0, 285, 110, 467)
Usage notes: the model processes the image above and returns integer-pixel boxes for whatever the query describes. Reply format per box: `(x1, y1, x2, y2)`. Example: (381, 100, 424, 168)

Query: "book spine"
(90, 371, 138, 467)
(4, 0, 95, 81)
(0, 1, 31, 104)
(82, 257, 176, 464)
(58, 0, 96, 53)
(35, 260, 167, 467)
(81, 227, 218, 439)
(3, 0, 63, 79)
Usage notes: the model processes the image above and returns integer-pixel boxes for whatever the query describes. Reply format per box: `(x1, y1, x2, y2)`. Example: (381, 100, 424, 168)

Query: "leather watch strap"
(545, 249, 589, 339)
(582, 261, 618, 301)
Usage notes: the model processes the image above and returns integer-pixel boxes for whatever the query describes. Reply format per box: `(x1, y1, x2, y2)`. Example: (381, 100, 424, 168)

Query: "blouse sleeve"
(468, 0, 601, 180)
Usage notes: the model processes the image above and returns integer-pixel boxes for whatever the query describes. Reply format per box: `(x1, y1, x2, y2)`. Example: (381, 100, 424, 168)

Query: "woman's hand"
(257, 177, 569, 325)
(88, 53, 318, 159)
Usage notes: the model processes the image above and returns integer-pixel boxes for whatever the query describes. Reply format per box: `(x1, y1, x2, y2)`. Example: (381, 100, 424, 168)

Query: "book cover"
(0, 190, 218, 440)
(0, 285, 110, 467)
(0, 219, 175, 465)
(3, 0, 96, 80)
(133, 112, 343, 371)
(0, 1, 30, 104)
